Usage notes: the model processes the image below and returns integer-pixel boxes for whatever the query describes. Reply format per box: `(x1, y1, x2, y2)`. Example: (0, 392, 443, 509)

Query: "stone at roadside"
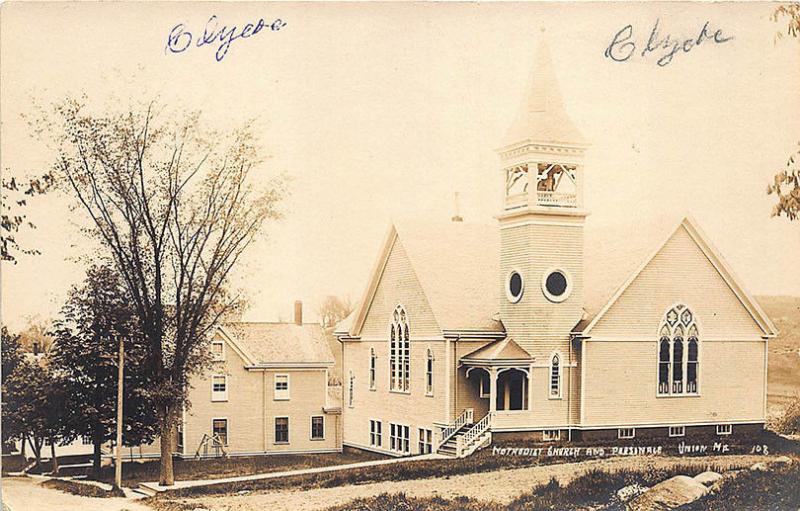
(616, 483, 649, 502)
(629, 475, 709, 511)
(192, 508, 209, 511)
(749, 462, 768, 471)
(693, 471, 723, 486)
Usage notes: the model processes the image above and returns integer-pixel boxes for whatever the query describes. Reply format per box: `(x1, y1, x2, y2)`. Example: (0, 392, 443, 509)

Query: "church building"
(334, 43, 777, 458)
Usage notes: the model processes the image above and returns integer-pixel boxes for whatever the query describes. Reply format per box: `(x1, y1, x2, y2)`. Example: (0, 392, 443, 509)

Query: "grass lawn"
(90, 450, 385, 486)
(152, 431, 799, 499)
(320, 459, 800, 511)
(41, 479, 125, 498)
(1, 455, 29, 475)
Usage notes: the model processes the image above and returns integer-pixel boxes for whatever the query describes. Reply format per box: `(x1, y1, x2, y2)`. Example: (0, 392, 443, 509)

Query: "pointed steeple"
(502, 40, 585, 147)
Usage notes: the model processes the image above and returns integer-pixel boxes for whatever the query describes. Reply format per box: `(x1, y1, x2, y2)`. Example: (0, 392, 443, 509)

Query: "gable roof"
(462, 338, 532, 363)
(347, 220, 504, 337)
(576, 216, 778, 337)
(219, 322, 335, 367)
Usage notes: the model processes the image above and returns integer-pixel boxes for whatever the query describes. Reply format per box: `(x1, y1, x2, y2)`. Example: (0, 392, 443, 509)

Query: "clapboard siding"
(361, 236, 441, 338)
(499, 222, 584, 357)
(583, 340, 766, 426)
(591, 226, 763, 339)
(185, 336, 339, 456)
(186, 343, 264, 454)
(342, 338, 447, 453)
(453, 340, 494, 420)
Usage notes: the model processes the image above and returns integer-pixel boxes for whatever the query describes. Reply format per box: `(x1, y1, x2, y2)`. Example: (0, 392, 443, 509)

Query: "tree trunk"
(49, 436, 59, 475)
(158, 406, 174, 486)
(29, 437, 42, 473)
(92, 435, 102, 478)
(21, 434, 27, 458)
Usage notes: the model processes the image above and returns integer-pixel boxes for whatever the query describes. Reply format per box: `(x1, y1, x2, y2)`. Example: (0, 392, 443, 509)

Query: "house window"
(212, 418, 228, 446)
(549, 354, 561, 398)
(389, 306, 410, 392)
(669, 426, 685, 438)
(274, 374, 289, 400)
(177, 422, 184, 449)
(211, 340, 225, 361)
(81, 435, 92, 445)
(211, 375, 228, 402)
(311, 416, 324, 440)
(618, 428, 635, 439)
(348, 371, 355, 407)
(275, 417, 289, 443)
(426, 348, 434, 396)
(542, 268, 572, 303)
(657, 305, 700, 396)
(370, 420, 382, 447)
(543, 430, 560, 442)
(418, 428, 432, 454)
(369, 348, 376, 390)
(390, 423, 410, 454)
(716, 424, 732, 436)
(506, 270, 524, 303)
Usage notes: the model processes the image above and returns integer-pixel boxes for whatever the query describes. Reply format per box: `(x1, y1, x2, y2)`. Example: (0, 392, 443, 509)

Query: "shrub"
(772, 394, 800, 435)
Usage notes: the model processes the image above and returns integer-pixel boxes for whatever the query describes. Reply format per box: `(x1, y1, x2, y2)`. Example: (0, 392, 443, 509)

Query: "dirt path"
(1, 476, 152, 511)
(165, 454, 771, 511)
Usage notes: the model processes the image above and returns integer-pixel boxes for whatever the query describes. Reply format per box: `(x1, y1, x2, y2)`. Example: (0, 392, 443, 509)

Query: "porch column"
(527, 363, 535, 411)
(489, 367, 498, 413)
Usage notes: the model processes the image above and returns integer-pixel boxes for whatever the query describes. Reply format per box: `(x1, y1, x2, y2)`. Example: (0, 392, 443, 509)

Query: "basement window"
(618, 428, 635, 439)
(668, 426, 685, 438)
(543, 430, 560, 442)
(716, 424, 732, 436)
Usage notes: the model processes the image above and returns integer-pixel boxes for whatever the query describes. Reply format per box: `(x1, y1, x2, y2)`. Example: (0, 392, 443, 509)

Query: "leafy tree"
(50, 264, 158, 476)
(1, 172, 54, 262)
(2, 358, 66, 473)
(1, 327, 25, 453)
(317, 295, 353, 328)
(769, 4, 800, 220)
(39, 97, 283, 485)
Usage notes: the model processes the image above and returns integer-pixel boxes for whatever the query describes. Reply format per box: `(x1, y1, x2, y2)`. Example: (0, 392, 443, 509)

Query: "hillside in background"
(757, 295, 800, 413)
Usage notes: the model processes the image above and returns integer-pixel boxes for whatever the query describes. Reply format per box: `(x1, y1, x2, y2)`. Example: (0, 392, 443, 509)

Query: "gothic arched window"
(369, 348, 376, 390)
(658, 305, 699, 396)
(426, 348, 434, 396)
(658, 331, 670, 394)
(390, 306, 410, 392)
(348, 371, 355, 407)
(550, 354, 561, 398)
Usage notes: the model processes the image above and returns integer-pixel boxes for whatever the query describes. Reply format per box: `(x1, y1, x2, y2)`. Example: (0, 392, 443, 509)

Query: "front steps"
(436, 423, 473, 457)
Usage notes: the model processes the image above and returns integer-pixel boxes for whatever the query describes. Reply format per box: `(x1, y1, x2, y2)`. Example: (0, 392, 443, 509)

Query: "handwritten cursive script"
(604, 19, 733, 67)
(166, 15, 287, 62)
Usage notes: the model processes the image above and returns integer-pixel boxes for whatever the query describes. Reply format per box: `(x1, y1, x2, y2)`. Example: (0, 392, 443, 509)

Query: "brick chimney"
(294, 300, 303, 325)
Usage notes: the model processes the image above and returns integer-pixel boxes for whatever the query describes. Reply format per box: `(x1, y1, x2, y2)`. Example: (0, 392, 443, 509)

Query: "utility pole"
(114, 336, 124, 490)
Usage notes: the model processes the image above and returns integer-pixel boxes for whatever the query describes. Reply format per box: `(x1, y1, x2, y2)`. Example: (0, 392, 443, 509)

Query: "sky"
(1, 2, 799, 331)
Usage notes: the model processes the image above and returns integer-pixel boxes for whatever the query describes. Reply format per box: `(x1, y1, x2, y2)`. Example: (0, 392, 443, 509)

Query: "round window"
(506, 271, 524, 303)
(542, 269, 571, 302)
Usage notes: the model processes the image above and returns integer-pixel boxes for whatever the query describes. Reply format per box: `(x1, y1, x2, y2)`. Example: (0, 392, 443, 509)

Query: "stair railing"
(457, 411, 493, 457)
(438, 408, 473, 448)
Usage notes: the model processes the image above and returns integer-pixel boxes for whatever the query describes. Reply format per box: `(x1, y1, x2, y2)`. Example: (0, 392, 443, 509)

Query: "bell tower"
(497, 41, 588, 355)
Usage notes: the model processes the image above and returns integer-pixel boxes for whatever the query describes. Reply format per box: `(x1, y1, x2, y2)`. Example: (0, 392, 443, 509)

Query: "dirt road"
(163, 454, 771, 511)
(1, 476, 152, 511)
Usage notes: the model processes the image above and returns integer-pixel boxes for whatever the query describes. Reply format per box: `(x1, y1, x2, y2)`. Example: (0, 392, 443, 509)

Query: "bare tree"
(38, 97, 283, 485)
(317, 295, 353, 328)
